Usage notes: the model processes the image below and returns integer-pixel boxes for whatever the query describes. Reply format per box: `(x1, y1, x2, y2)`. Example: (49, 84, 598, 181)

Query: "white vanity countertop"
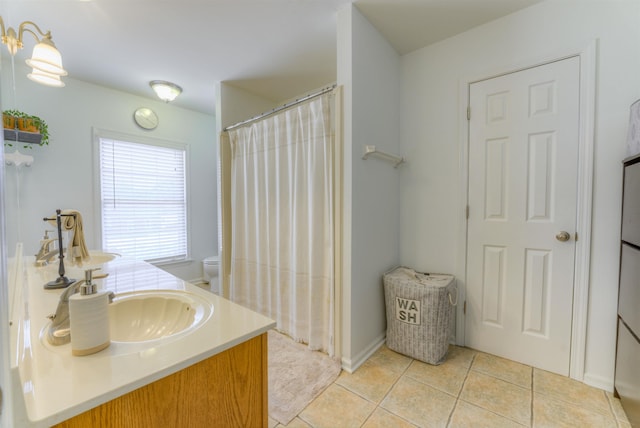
(10, 255, 275, 427)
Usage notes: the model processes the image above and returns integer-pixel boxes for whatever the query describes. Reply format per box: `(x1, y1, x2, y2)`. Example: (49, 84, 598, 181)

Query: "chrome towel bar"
(362, 145, 405, 168)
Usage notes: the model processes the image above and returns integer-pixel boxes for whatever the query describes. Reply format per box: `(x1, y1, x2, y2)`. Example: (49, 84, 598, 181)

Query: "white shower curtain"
(227, 92, 335, 355)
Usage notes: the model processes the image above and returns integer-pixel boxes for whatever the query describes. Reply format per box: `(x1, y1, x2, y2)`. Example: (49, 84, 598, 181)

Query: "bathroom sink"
(109, 290, 212, 343)
(39, 290, 213, 354)
(86, 251, 120, 265)
(37, 250, 120, 270)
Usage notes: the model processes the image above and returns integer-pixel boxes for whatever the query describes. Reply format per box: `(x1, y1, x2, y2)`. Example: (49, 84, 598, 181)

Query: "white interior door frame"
(455, 41, 597, 381)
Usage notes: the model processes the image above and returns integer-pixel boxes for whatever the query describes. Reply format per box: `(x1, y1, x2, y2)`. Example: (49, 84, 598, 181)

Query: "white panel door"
(466, 57, 580, 375)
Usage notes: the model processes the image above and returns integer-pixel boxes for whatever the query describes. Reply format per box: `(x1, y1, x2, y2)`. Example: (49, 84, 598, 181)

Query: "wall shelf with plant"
(3, 109, 49, 148)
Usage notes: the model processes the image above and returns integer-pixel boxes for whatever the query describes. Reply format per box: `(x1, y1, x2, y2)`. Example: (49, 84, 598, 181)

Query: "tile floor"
(268, 345, 630, 428)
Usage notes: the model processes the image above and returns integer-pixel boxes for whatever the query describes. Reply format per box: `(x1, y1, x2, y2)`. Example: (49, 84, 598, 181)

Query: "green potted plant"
(3, 109, 49, 147)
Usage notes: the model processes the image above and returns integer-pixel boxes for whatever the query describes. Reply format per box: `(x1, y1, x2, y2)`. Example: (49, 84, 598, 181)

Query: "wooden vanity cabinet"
(53, 333, 268, 428)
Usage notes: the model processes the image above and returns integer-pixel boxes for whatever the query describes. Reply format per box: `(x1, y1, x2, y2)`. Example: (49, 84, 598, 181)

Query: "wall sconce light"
(150, 80, 182, 102)
(0, 16, 67, 87)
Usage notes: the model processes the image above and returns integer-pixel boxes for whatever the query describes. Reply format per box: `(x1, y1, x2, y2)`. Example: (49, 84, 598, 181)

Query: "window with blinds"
(98, 137, 188, 263)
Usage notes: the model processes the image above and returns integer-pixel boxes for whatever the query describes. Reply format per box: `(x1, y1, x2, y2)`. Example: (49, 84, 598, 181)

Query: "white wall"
(1, 62, 217, 282)
(215, 82, 278, 130)
(337, 4, 402, 371)
(399, 0, 640, 389)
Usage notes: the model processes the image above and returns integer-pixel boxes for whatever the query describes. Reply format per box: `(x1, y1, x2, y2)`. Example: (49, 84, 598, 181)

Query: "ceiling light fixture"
(149, 80, 182, 102)
(0, 16, 67, 87)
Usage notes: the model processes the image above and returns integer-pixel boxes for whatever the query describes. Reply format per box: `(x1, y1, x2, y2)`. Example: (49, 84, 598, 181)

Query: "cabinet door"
(616, 319, 640, 427)
(622, 161, 640, 246)
(619, 243, 640, 334)
(53, 334, 268, 428)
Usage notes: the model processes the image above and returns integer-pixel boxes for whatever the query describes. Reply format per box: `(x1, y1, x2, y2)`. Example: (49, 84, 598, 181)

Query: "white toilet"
(202, 255, 220, 294)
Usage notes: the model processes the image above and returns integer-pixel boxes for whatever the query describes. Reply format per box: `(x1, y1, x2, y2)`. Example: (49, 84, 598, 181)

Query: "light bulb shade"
(26, 41, 67, 76)
(150, 80, 182, 102)
(27, 68, 65, 87)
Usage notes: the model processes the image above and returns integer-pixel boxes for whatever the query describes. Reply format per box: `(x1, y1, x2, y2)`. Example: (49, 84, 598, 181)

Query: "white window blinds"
(99, 137, 188, 263)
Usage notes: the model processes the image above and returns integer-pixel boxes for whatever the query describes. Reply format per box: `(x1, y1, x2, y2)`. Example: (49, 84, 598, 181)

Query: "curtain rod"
(223, 84, 336, 132)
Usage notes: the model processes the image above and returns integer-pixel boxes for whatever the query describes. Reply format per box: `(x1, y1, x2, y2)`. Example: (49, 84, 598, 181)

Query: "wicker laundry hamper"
(383, 267, 456, 365)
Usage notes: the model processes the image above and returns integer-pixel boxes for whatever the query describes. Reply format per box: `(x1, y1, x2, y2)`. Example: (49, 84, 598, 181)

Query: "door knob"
(556, 231, 571, 242)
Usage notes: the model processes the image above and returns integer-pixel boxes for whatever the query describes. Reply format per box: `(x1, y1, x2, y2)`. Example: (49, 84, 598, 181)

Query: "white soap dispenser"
(69, 268, 112, 356)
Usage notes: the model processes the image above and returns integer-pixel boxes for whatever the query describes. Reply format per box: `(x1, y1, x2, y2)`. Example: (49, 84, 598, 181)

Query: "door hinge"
(467, 106, 471, 120)
(464, 300, 467, 315)
(575, 232, 579, 242)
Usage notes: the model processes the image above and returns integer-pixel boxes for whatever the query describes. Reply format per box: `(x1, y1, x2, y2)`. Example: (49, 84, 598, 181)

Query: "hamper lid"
(385, 266, 454, 287)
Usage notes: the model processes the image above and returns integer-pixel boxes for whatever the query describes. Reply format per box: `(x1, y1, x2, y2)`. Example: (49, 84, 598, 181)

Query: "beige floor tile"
(459, 371, 531, 425)
(606, 391, 630, 423)
(444, 345, 477, 369)
(336, 358, 402, 403)
(533, 393, 617, 428)
(269, 416, 279, 428)
(404, 358, 468, 396)
(380, 376, 456, 428)
(471, 352, 532, 389)
(279, 417, 313, 427)
(299, 384, 376, 428)
(449, 400, 527, 428)
(361, 408, 417, 428)
(288, 339, 624, 428)
(368, 345, 413, 374)
(533, 368, 610, 415)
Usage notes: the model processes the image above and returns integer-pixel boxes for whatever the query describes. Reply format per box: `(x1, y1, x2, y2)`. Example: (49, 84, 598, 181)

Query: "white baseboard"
(583, 372, 614, 392)
(341, 333, 386, 373)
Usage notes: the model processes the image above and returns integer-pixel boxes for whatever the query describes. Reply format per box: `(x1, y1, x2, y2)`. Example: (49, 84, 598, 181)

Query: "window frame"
(92, 128, 192, 265)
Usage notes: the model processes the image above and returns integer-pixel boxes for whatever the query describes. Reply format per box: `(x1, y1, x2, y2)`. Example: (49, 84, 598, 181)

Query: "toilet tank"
(202, 255, 219, 283)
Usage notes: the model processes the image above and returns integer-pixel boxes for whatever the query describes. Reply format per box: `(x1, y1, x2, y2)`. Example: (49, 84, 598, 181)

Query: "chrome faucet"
(34, 231, 61, 267)
(45, 279, 84, 345)
(45, 269, 113, 346)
